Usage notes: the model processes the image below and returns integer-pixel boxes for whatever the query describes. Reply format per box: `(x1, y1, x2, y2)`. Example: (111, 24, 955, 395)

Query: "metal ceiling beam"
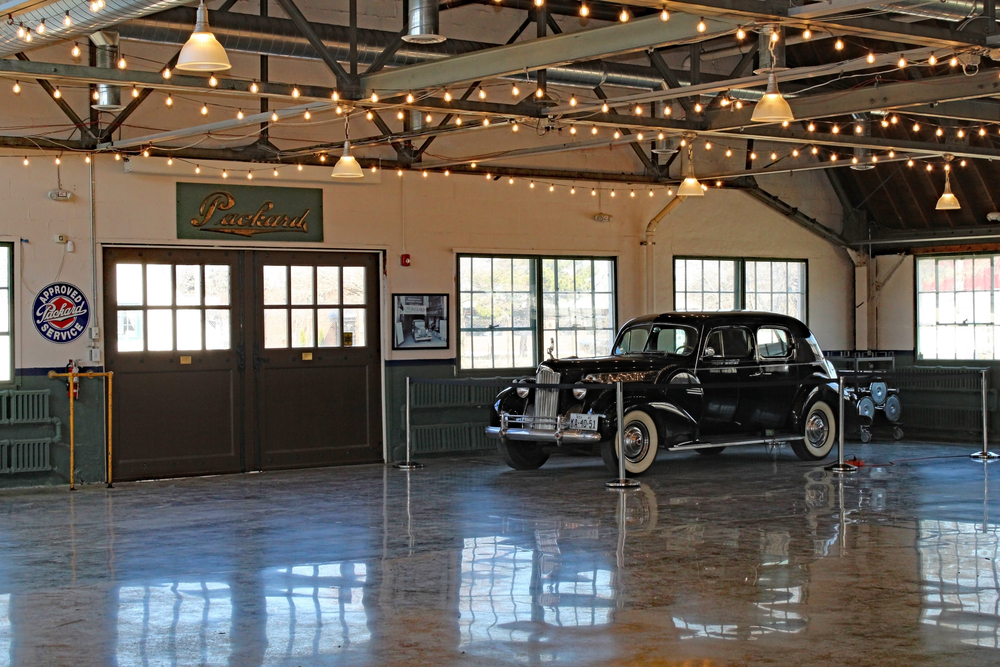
(739, 177, 849, 247)
(904, 100, 1000, 124)
(100, 50, 181, 143)
(705, 70, 1000, 130)
(14, 53, 96, 143)
(663, 0, 988, 46)
(273, 0, 354, 92)
(550, 46, 938, 115)
(420, 134, 643, 169)
(359, 13, 739, 94)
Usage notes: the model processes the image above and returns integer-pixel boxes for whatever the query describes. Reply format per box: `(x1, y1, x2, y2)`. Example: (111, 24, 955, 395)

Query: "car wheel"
(791, 400, 837, 461)
(601, 410, 659, 475)
(696, 447, 726, 456)
(496, 437, 550, 470)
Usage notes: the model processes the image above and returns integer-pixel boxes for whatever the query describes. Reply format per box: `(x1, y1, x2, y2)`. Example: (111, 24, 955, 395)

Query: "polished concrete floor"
(0, 442, 998, 665)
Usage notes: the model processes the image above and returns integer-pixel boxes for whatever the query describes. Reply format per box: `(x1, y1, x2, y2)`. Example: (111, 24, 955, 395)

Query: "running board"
(668, 435, 804, 452)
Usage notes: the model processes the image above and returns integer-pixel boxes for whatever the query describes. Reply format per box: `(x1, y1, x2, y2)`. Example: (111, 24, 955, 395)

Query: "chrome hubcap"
(622, 422, 649, 462)
(806, 411, 828, 447)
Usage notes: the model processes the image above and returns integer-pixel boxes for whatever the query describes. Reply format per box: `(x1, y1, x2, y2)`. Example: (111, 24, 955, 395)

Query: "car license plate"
(569, 413, 599, 431)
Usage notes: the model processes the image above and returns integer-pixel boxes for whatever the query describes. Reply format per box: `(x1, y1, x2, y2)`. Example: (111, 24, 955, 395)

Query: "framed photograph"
(392, 294, 449, 350)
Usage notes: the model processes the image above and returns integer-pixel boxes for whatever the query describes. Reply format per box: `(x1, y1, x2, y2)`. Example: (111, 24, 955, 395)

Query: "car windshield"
(614, 324, 698, 356)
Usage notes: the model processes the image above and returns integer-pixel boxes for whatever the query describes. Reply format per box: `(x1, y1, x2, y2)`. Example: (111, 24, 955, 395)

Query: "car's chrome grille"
(535, 368, 560, 430)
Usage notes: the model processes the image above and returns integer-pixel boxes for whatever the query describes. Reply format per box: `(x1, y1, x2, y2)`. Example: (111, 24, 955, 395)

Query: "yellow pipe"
(47, 371, 115, 490)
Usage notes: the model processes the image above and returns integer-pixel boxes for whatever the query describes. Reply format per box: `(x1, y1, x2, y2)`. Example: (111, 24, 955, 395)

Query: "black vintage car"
(486, 312, 842, 474)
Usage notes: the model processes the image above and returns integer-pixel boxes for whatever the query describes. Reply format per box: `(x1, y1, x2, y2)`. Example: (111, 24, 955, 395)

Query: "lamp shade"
(176, 1, 231, 72)
(751, 72, 794, 124)
(936, 172, 960, 210)
(332, 141, 365, 179)
(677, 176, 704, 196)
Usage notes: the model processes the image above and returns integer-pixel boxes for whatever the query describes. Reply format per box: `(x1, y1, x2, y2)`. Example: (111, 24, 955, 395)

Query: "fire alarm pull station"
(401, 254, 411, 267)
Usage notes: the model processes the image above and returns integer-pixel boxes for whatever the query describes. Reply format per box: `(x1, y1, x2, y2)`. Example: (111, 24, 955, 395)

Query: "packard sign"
(176, 182, 323, 242)
(33, 282, 90, 344)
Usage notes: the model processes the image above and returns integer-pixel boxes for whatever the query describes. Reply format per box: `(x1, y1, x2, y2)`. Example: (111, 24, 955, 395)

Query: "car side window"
(704, 327, 754, 359)
(614, 326, 649, 354)
(758, 327, 791, 358)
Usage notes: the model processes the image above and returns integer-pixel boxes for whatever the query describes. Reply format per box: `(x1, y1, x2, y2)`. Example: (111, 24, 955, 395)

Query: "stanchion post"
(394, 376, 424, 470)
(971, 368, 998, 460)
(606, 381, 640, 489)
(69, 371, 76, 491)
(826, 374, 858, 474)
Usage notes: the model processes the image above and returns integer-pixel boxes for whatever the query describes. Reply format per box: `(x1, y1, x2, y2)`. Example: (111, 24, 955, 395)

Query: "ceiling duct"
(0, 0, 194, 58)
(118, 7, 672, 91)
(850, 114, 873, 171)
(91, 30, 123, 111)
(404, 0, 445, 44)
(878, 0, 982, 21)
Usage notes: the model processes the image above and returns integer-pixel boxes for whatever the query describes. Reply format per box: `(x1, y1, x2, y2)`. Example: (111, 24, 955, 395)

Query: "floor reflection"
(116, 582, 231, 667)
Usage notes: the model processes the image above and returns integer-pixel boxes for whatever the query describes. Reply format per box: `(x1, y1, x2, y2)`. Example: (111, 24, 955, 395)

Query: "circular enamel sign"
(33, 282, 90, 344)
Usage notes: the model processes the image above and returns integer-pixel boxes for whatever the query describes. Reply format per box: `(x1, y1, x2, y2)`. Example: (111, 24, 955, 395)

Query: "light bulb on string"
(580, 3, 589, 17)
(889, 150, 895, 157)
(71, 43, 80, 58)
(93, 90, 99, 101)
(271, 111, 279, 122)
(52, 87, 61, 99)
(736, 27, 745, 40)
(12, 81, 20, 95)
(835, 38, 844, 51)
(64, 12, 72, 27)
(85, 155, 91, 164)
(601, 103, 609, 113)
(907, 159, 914, 166)
(811, 146, 818, 155)
(591, 126, 598, 135)
(792, 149, 799, 157)
(406, 92, 414, 103)
(770, 152, 777, 160)
(725, 148, 732, 157)
(444, 91, 452, 101)
(929, 54, 937, 65)
(168, 158, 173, 165)
(529, 181, 535, 188)
(881, 119, 889, 128)
(209, 74, 217, 86)
(649, 190, 654, 197)
(131, 86, 139, 98)
(366, 110, 374, 120)
(535, 87, 545, 98)
(163, 67, 172, 79)
(250, 81, 258, 93)
(891, 115, 898, 124)
(118, 56, 126, 69)
(936, 128, 943, 137)
(54, 156, 60, 165)
(570, 126, 577, 135)
(36, 20, 45, 34)
(620, 8, 630, 22)
(855, 124, 863, 134)
(570, 95, 577, 107)
(591, 189, 596, 196)
(478, 87, 486, 100)
(961, 159, 967, 166)
(832, 125, 840, 134)
(512, 83, 520, 97)
(867, 52, 875, 64)
(912, 122, 920, 132)
(950, 56, 959, 67)
(166, 94, 173, 107)
(274, 168, 279, 177)
(697, 17, 706, 31)
(201, 103, 209, 115)
(304, 110, 311, 120)
(397, 110, 404, 120)
(222, 170, 228, 178)
(898, 56, 906, 68)
(550, 185, 556, 192)
(610, 189, 615, 197)
(980, 127, 987, 136)
(142, 148, 149, 157)
(830, 154, 837, 162)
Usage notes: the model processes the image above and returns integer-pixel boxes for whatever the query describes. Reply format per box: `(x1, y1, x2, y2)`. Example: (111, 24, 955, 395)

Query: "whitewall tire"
(792, 400, 837, 461)
(601, 410, 659, 475)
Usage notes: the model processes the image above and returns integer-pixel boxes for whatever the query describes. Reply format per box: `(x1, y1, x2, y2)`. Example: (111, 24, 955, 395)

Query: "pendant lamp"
(176, 0, 231, 72)
(936, 170, 960, 210)
(332, 116, 365, 179)
(676, 143, 704, 196)
(751, 71, 794, 123)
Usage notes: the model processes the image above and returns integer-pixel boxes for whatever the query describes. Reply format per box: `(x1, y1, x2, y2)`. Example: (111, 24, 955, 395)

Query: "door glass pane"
(206, 310, 230, 350)
(264, 309, 288, 348)
(117, 310, 144, 351)
(343, 308, 366, 346)
(264, 266, 288, 305)
(291, 309, 315, 348)
(343, 267, 366, 305)
(117, 264, 143, 306)
(0, 289, 7, 333)
(176, 309, 203, 351)
(147, 310, 173, 351)
(176, 265, 201, 306)
(205, 265, 230, 306)
(291, 267, 314, 305)
(317, 267, 340, 304)
(318, 309, 341, 347)
(146, 265, 172, 306)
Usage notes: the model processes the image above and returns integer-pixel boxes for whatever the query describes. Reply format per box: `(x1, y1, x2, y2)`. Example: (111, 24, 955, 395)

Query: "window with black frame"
(674, 257, 807, 322)
(458, 255, 616, 370)
(0, 244, 11, 383)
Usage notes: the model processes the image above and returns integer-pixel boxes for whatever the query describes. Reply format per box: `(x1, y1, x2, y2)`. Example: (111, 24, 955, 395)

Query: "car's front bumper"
(484, 426, 603, 444)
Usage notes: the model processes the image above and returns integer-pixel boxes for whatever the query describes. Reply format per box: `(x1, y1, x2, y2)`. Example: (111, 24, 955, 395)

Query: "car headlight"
(516, 386, 530, 398)
(573, 386, 587, 400)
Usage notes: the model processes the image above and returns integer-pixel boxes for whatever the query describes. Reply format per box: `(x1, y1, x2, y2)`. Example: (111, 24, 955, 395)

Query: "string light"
(891, 115, 898, 124)
(163, 67, 172, 79)
(704, 142, 712, 150)
(529, 181, 535, 188)
(93, 90, 100, 101)
(750, 152, 757, 160)
(634, 105, 642, 115)
(304, 110, 311, 120)
(811, 146, 818, 155)
(509, 178, 515, 185)
(912, 122, 920, 132)
(725, 148, 732, 157)
(445, 170, 450, 176)
(881, 119, 889, 128)
(512, 84, 520, 97)
(610, 189, 616, 197)
(17, 23, 25, 38)
(613, 131, 620, 139)
(803, 28, 811, 39)
(22, 157, 28, 166)
(201, 103, 209, 115)
(980, 127, 987, 137)
(424, 113, 432, 122)
(580, 3, 589, 17)
(166, 94, 173, 107)
(660, 8, 669, 20)
(483, 118, 490, 126)
(397, 110, 405, 120)
(444, 91, 452, 101)
(250, 81, 259, 93)
(551, 185, 556, 192)
(835, 38, 844, 51)
(52, 87, 61, 99)
(335, 105, 343, 114)
(770, 152, 777, 160)
(222, 170, 228, 178)
(478, 87, 486, 99)
(832, 125, 840, 134)
(736, 27, 745, 40)
(926, 163, 933, 171)
(64, 12, 72, 27)
(114, 153, 120, 161)
(889, 150, 895, 157)
(950, 56, 959, 67)
(958, 128, 965, 138)
(735, 100, 742, 109)
(637, 133, 643, 140)
(12, 81, 20, 95)
(792, 149, 799, 157)
(118, 56, 126, 69)
(271, 111, 279, 122)
(649, 190, 654, 197)
(929, 54, 937, 66)
(209, 74, 218, 86)
(808, 122, 815, 131)
(872, 155, 878, 163)
(131, 86, 139, 98)
(620, 8, 630, 22)
(630, 189, 635, 197)
(274, 168, 279, 176)
(398, 169, 404, 176)
(168, 158, 173, 166)
(907, 159, 914, 166)
(512, 122, 519, 132)
(371, 92, 379, 103)
(961, 159, 967, 167)
(570, 126, 577, 135)
(332, 91, 339, 101)
(830, 153, 837, 161)
(570, 96, 577, 107)
(898, 56, 906, 68)
(36, 19, 45, 34)
(591, 189, 597, 196)
(852, 156, 858, 164)
(142, 148, 149, 157)
(697, 17, 706, 32)
(71, 43, 81, 58)
(54, 156, 60, 165)
(194, 165, 201, 174)
(936, 128, 943, 137)
(85, 155, 91, 164)
(535, 87, 545, 98)
(855, 124, 863, 134)
(591, 125, 598, 135)
(406, 92, 415, 104)
(601, 103, 609, 113)
(456, 117, 463, 125)
(867, 52, 875, 64)
(319, 154, 326, 162)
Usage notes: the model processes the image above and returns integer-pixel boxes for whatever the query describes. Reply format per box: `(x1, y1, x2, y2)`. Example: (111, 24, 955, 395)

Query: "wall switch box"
(90, 326, 100, 341)
(88, 348, 101, 363)
(53, 234, 68, 244)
